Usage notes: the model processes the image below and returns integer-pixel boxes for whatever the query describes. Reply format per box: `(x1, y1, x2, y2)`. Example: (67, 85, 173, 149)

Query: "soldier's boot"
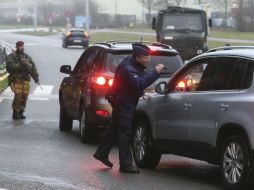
(19, 111, 26, 119)
(12, 111, 21, 120)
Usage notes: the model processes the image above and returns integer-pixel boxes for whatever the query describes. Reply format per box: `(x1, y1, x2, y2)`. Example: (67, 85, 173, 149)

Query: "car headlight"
(164, 36, 173, 40)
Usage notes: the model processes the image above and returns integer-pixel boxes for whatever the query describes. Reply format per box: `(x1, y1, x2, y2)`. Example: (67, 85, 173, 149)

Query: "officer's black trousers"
(95, 101, 136, 168)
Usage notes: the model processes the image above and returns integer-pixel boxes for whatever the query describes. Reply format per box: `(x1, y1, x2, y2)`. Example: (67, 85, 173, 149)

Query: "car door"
(70, 47, 99, 118)
(189, 57, 251, 147)
(61, 53, 86, 118)
(154, 61, 204, 142)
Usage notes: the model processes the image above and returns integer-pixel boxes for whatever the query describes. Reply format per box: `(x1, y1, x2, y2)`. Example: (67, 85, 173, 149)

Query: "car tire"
(132, 119, 161, 168)
(220, 135, 251, 190)
(59, 101, 73, 132)
(79, 105, 96, 143)
(62, 42, 68, 48)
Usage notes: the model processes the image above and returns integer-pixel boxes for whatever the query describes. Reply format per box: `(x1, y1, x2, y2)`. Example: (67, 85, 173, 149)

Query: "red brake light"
(96, 76, 106, 85)
(149, 47, 157, 52)
(96, 110, 109, 116)
(177, 81, 186, 88)
(108, 79, 114, 86)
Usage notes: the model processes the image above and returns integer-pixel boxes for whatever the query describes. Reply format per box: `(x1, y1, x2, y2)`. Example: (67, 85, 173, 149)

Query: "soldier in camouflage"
(6, 41, 39, 119)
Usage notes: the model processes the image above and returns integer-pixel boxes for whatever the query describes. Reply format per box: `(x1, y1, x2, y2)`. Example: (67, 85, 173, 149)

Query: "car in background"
(132, 46, 254, 190)
(59, 41, 183, 143)
(62, 28, 89, 48)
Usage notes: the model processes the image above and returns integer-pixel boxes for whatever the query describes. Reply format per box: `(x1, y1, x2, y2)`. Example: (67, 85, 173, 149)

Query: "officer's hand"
(155, 64, 165, 73)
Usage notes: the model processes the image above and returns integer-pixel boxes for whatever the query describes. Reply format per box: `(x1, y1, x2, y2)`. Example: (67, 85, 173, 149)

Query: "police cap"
(16, 41, 24, 47)
(132, 43, 150, 56)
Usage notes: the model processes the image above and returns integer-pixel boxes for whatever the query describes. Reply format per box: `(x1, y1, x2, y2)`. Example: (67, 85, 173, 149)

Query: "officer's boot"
(19, 111, 26, 119)
(12, 111, 21, 119)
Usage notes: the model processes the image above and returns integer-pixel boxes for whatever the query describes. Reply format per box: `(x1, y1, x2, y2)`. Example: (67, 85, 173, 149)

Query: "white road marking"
(0, 85, 57, 102)
(33, 85, 53, 95)
(30, 85, 54, 100)
(0, 188, 9, 190)
(24, 43, 40, 46)
(2, 87, 13, 94)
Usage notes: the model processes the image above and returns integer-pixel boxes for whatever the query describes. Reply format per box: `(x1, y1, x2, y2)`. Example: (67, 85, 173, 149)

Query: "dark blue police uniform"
(94, 43, 159, 172)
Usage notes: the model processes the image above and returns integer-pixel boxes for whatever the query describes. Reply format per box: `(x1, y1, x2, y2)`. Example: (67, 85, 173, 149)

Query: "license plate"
(74, 40, 81, 43)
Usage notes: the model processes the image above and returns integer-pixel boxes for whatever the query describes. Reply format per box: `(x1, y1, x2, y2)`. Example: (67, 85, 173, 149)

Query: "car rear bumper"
(86, 99, 112, 127)
(65, 38, 89, 46)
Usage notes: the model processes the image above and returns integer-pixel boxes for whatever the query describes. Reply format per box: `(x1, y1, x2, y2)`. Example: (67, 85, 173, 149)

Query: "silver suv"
(132, 46, 254, 190)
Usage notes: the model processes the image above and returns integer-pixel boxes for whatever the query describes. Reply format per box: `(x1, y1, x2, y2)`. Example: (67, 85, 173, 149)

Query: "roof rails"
(95, 41, 172, 49)
(95, 42, 112, 48)
(206, 46, 254, 53)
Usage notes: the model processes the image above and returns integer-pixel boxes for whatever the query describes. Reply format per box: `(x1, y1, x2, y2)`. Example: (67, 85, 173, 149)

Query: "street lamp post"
(85, 0, 89, 31)
(33, 0, 38, 31)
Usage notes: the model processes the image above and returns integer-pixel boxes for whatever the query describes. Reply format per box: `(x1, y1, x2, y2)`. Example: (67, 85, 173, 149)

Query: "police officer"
(6, 41, 39, 119)
(94, 43, 165, 173)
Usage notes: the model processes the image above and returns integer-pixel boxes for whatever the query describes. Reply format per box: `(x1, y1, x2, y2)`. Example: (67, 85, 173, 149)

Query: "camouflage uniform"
(6, 51, 39, 114)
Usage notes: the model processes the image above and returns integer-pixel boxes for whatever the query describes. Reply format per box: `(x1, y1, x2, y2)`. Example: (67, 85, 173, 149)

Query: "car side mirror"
(152, 17, 156, 30)
(60, 65, 72, 74)
(155, 81, 168, 94)
(209, 18, 213, 27)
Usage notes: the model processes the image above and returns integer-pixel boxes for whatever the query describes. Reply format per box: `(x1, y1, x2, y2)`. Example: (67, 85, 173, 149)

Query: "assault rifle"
(20, 57, 42, 90)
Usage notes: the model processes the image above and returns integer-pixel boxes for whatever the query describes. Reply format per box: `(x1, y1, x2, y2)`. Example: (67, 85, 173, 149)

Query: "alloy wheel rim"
(223, 142, 244, 184)
(134, 126, 148, 161)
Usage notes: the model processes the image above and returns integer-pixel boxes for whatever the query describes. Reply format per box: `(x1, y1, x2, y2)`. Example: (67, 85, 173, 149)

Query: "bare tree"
(174, 0, 183, 6)
(70, 0, 99, 27)
(139, 0, 156, 24)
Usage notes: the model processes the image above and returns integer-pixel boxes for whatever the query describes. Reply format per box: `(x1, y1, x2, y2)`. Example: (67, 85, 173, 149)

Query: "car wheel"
(59, 101, 73, 132)
(79, 106, 96, 143)
(132, 119, 161, 168)
(220, 135, 251, 190)
(62, 42, 68, 48)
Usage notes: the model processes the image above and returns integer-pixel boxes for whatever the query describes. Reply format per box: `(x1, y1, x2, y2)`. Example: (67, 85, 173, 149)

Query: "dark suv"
(59, 41, 183, 143)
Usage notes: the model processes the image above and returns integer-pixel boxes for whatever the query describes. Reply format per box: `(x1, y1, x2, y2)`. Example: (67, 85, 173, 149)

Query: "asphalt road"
(0, 33, 225, 190)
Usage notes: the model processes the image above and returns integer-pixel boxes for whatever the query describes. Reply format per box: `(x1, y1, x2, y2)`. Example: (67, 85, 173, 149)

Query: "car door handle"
(220, 103, 229, 110)
(184, 103, 192, 110)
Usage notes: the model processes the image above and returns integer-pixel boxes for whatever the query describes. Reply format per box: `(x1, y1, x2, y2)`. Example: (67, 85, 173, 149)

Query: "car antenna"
(140, 36, 143, 43)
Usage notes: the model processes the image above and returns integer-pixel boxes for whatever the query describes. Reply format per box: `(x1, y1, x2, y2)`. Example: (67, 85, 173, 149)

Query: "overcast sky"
(96, 0, 144, 16)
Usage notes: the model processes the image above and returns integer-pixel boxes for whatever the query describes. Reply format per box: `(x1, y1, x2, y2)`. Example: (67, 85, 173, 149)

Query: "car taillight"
(108, 79, 114, 86)
(177, 81, 186, 88)
(96, 110, 109, 116)
(93, 76, 113, 87)
(96, 76, 106, 86)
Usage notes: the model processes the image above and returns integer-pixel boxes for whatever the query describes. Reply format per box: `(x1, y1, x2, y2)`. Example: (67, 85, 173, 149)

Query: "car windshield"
(107, 52, 182, 77)
(70, 30, 84, 36)
(162, 14, 203, 32)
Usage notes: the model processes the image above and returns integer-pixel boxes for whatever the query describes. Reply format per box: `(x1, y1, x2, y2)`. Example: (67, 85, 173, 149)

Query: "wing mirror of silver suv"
(155, 81, 168, 94)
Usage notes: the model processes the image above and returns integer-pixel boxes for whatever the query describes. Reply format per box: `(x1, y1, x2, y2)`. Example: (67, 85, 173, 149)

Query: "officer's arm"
(121, 67, 159, 91)
(6, 55, 22, 73)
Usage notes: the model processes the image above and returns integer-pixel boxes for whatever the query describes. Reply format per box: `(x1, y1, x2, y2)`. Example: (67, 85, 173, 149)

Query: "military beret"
(132, 43, 150, 56)
(16, 41, 24, 47)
